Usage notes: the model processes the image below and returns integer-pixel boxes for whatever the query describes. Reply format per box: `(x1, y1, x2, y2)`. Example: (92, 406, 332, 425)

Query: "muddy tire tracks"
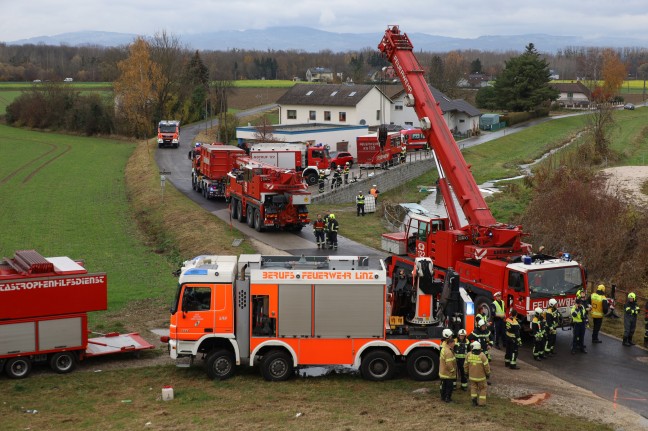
(0, 139, 71, 186)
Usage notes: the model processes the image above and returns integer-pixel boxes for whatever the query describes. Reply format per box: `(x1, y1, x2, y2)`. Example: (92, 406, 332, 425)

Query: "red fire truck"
(378, 26, 586, 328)
(157, 120, 181, 148)
(356, 132, 403, 169)
(400, 128, 428, 151)
(0, 250, 153, 379)
(191, 144, 246, 199)
(226, 156, 311, 232)
(162, 254, 474, 381)
(248, 142, 332, 185)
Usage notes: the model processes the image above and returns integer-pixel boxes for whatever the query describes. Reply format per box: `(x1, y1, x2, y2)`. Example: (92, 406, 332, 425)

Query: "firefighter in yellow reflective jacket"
(465, 341, 491, 407)
(545, 299, 560, 355)
(590, 284, 608, 344)
(505, 309, 522, 369)
(439, 335, 457, 403)
(531, 307, 546, 361)
(491, 291, 506, 349)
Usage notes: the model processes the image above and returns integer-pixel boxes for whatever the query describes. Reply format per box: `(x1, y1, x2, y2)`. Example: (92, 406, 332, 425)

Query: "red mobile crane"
(378, 26, 586, 327)
(226, 156, 311, 232)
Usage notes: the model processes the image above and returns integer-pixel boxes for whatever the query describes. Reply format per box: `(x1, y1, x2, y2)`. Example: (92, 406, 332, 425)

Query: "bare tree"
(149, 30, 186, 120)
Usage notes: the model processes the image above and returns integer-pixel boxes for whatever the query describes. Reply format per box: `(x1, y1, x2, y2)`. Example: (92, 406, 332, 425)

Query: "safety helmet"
(358, 190, 363, 193)
(534, 307, 543, 315)
(548, 298, 557, 307)
(346, 162, 350, 165)
(597, 284, 606, 293)
(373, 184, 377, 187)
(478, 319, 486, 327)
(471, 341, 482, 350)
(195, 143, 200, 147)
(442, 328, 453, 339)
(493, 291, 501, 297)
(458, 329, 467, 336)
(628, 292, 636, 300)
(329, 214, 335, 219)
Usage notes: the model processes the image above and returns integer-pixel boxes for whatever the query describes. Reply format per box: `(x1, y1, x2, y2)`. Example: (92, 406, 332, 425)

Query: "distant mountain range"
(6, 27, 648, 53)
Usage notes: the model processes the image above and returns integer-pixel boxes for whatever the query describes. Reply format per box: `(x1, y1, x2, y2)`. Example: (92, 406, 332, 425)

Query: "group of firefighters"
(311, 213, 339, 250)
(437, 284, 648, 407)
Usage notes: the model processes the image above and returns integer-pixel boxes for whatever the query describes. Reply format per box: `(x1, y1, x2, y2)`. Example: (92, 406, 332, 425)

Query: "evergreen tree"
(493, 43, 558, 112)
(470, 58, 483, 74)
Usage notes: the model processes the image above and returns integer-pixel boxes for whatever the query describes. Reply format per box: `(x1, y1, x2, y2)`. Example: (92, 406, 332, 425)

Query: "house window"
(339, 112, 346, 122)
(459, 119, 465, 123)
(309, 111, 316, 121)
(395, 102, 403, 111)
(567, 92, 573, 98)
(376, 110, 381, 121)
(349, 91, 356, 97)
(287, 110, 297, 120)
(324, 111, 331, 121)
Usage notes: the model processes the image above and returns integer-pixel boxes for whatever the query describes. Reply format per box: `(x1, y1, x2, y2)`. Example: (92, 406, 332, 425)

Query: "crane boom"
(378, 25, 496, 229)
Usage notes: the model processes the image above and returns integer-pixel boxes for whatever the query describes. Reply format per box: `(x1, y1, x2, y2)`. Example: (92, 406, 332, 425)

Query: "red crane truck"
(226, 156, 311, 232)
(378, 26, 586, 328)
(191, 143, 246, 199)
(248, 142, 332, 185)
(162, 254, 475, 381)
(356, 132, 403, 169)
(0, 250, 153, 379)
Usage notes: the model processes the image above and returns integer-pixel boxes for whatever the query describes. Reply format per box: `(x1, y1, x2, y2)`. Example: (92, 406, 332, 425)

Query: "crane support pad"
(85, 333, 154, 357)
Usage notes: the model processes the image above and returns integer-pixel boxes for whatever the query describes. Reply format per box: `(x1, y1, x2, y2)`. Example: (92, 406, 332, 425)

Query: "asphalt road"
(156, 112, 648, 420)
(155, 115, 384, 258)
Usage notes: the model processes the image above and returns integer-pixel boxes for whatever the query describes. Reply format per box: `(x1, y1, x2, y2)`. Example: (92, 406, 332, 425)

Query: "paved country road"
(156, 111, 648, 420)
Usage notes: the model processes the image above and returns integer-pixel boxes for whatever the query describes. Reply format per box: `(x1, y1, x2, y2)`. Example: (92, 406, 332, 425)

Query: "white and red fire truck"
(162, 254, 474, 381)
(226, 156, 311, 232)
(0, 250, 153, 379)
(248, 142, 332, 186)
(378, 26, 586, 328)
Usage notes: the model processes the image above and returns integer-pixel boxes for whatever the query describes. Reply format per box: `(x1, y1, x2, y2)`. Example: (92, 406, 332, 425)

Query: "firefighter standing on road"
(491, 292, 506, 349)
(590, 284, 608, 344)
(327, 214, 339, 250)
(312, 214, 326, 249)
(531, 307, 546, 361)
(465, 341, 491, 407)
(545, 299, 559, 355)
(343, 162, 350, 184)
(454, 329, 470, 390)
(439, 334, 457, 403)
(356, 191, 365, 216)
(505, 309, 521, 369)
(623, 292, 639, 346)
(318, 170, 326, 194)
(571, 298, 588, 354)
(331, 169, 341, 190)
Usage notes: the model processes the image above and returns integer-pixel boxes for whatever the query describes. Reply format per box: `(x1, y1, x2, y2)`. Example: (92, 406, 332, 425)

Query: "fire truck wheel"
(253, 209, 264, 232)
(49, 352, 77, 374)
(406, 348, 439, 381)
(247, 207, 255, 227)
(237, 201, 246, 223)
(305, 173, 318, 186)
(5, 357, 32, 379)
(231, 199, 239, 219)
(360, 350, 395, 381)
(205, 349, 235, 380)
(261, 350, 293, 382)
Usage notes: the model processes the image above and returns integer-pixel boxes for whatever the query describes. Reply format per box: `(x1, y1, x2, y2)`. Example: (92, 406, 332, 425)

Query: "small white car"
(63, 77, 73, 82)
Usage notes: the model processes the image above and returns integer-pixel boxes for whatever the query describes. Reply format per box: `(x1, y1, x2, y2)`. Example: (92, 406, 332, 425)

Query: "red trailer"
(0, 250, 153, 379)
(192, 144, 246, 199)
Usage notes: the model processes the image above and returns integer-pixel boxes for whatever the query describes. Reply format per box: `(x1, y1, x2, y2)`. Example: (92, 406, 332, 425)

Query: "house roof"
(550, 82, 591, 96)
(307, 67, 333, 74)
(276, 83, 386, 107)
(392, 85, 481, 117)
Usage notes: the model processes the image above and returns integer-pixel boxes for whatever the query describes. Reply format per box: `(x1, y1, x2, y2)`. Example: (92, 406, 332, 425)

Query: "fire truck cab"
(165, 254, 474, 382)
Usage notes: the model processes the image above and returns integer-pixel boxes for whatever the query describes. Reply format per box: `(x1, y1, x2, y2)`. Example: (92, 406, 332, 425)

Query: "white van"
(63, 77, 73, 82)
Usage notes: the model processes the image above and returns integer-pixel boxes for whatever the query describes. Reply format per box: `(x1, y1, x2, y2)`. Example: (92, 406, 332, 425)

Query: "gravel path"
(603, 166, 648, 207)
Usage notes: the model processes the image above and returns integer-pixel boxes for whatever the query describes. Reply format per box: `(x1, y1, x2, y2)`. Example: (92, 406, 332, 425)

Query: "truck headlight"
(158, 139, 163, 143)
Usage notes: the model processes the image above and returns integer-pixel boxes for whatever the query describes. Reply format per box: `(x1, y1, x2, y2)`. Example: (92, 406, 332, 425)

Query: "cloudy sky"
(3, 0, 648, 42)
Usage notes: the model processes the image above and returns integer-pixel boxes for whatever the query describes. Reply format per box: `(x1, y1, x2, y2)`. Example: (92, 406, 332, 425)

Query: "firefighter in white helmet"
(545, 299, 560, 355)
(465, 340, 490, 407)
(469, 319, 493, 361)
(439, 332, 456, 403)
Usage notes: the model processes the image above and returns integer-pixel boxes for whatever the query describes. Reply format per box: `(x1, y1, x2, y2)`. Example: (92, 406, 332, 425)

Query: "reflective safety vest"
(505, 316, 520, 339)
(313, 219, 325, 231)
(571, 304, 586, 323)
(356, 194, 365, 205)
(625, 301, 639, 316)
(590, 293, 606, 318)
(344, 166, 350, 175)
(493, 300, 505, 319)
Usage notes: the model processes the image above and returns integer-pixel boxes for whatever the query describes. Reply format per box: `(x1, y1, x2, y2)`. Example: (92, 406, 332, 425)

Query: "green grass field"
(552, 79, 647, 93)
(0, 125, 176, 311)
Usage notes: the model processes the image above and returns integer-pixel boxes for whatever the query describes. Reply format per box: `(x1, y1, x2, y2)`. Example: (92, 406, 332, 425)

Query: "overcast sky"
(3, 0, 648, 42)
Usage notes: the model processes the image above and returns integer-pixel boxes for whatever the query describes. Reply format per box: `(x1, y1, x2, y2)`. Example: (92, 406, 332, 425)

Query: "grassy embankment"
(1, 365, 612, 431)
